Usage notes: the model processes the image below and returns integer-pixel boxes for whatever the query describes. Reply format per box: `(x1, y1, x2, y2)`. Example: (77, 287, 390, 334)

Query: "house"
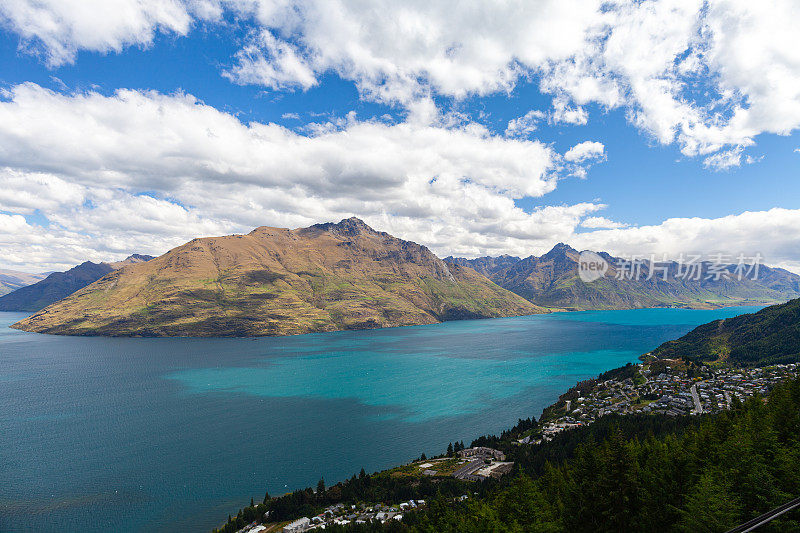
(458, 447, 505, 461)
(282, 517, 311, 532)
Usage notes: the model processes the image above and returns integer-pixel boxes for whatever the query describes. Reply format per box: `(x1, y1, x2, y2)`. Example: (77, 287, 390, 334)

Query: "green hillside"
(652, 297, 800, 366)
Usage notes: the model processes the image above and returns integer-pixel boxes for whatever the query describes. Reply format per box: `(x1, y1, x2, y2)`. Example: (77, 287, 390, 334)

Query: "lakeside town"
(526, 361, 800, 444)
(230, 446, 513, 533)
(227, 359, 800, 533)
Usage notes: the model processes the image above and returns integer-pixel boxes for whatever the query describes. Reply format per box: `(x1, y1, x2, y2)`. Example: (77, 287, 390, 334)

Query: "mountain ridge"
(0, 254, 155, 312)
(450, 245, 800, 310)
(0, 268, 48, 296)
(12, 219, 542, 337)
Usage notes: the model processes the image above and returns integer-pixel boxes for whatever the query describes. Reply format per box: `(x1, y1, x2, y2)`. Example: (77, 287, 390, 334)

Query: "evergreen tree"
(317, 477, 326, 494)
(446, 442, 453, 457)
(678, 472, 741, 532)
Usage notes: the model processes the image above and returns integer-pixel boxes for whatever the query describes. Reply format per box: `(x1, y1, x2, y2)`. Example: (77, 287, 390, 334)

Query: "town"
(229, 445, 513, 533)
(234, 500, 423, 533)
(525, 361, 799, 444)
(227, 361, 799, 533)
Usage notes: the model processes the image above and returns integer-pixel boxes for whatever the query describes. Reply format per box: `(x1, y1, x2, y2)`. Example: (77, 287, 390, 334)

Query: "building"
(282, 517, 311, 532)
(458, 447, 505, 461)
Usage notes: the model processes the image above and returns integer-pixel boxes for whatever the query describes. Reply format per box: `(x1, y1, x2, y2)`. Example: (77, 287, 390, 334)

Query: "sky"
(0, 0, 799, 273)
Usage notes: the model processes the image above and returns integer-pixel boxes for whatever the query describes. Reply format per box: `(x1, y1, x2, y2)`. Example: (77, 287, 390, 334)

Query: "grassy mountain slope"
(12, 218, 542, 337)
(0, 255, 154, 312)
(652, 297, 800, 366)
(453, 244, 800, 310)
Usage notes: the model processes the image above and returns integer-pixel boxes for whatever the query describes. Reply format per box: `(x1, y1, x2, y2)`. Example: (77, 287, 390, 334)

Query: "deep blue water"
(0, 306, 763, 532)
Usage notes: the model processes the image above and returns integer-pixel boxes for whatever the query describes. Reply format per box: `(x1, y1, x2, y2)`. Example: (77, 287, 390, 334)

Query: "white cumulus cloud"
(565, 141, 605, 163)
(5, 1, 800, 164)
(0, 83, 606, 270)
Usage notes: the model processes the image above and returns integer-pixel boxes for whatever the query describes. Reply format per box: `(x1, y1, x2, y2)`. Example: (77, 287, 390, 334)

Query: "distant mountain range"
(0, 269, 48, 296)
(12, 218, 541, 337)
(651, 297, 800, 367)
(9, 224, 800, 338)
(0, 254, 154, 312)
(447, 243, 800, 310)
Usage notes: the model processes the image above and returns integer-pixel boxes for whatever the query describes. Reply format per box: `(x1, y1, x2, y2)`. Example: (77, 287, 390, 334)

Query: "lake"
(0, 306, 763, 532)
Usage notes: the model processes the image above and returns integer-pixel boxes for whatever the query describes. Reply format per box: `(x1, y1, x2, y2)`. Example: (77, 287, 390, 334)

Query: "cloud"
(572, 208, 800, 273)
(564, 141, 605, 163)
(580, 216, 627, 230)
(223, 30, 317, 91)
(0, 0, 216, 66)
(0, 83, 609, 270)
(5, 1, 800, 163)
(551, 96, 588, 125)
(505, 110, 546, 138)
(219, 0, 799, 164)
(0, 87, 797, 274)
(703, 146, 743, 171)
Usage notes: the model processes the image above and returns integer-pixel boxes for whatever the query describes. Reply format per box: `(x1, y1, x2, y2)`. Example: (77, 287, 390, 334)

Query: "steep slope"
(444, 254, 520, 277)
(651, 298, 800, 366)
(0, 269, 47, 296)
(453, 244, 800, 310)
(0, 255, 154, 312)
(12, 219, 542, 337)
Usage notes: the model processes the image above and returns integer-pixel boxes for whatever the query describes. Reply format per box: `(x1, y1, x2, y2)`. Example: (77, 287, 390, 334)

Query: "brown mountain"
(452, 244, 800, 310)
(12, 218, 542, 337)
(0, 255, 155, 312)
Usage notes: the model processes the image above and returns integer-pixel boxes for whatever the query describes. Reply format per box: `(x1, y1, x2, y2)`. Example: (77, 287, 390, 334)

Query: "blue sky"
(0, 1, 799, 272)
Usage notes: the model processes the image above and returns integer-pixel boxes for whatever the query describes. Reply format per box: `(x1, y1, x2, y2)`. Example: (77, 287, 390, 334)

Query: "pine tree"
(317, 477, 326, 494)
(263, 490, 270, 504)
(678, 472, 741, 532)
(446, 442, 454, 457)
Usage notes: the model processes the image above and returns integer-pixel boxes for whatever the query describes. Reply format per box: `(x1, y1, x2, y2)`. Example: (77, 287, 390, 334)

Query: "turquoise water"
(0, 306, 763, 532)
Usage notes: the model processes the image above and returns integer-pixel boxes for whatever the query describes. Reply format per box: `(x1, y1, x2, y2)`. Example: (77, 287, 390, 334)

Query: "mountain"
(12, 218, 542, 337)
(451, 244, 800, 310)
(444, 254, 520, 277)
(107, 253, 154, 269)
(0, 255, 155, 312)
(651, 297, 800, 366)
(0, 268, 48, 296)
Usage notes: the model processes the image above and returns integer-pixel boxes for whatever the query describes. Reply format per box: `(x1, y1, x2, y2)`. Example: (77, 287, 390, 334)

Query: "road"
(453, 460, 484, 480)
(690, 383, 703, 414)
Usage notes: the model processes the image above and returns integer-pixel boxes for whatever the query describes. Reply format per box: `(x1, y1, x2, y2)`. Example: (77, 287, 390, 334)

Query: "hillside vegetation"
(653, 297, 800, 366)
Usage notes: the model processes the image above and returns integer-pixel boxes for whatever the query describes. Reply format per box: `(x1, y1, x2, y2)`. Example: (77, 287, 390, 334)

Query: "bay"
(0, 306, 762, 532)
